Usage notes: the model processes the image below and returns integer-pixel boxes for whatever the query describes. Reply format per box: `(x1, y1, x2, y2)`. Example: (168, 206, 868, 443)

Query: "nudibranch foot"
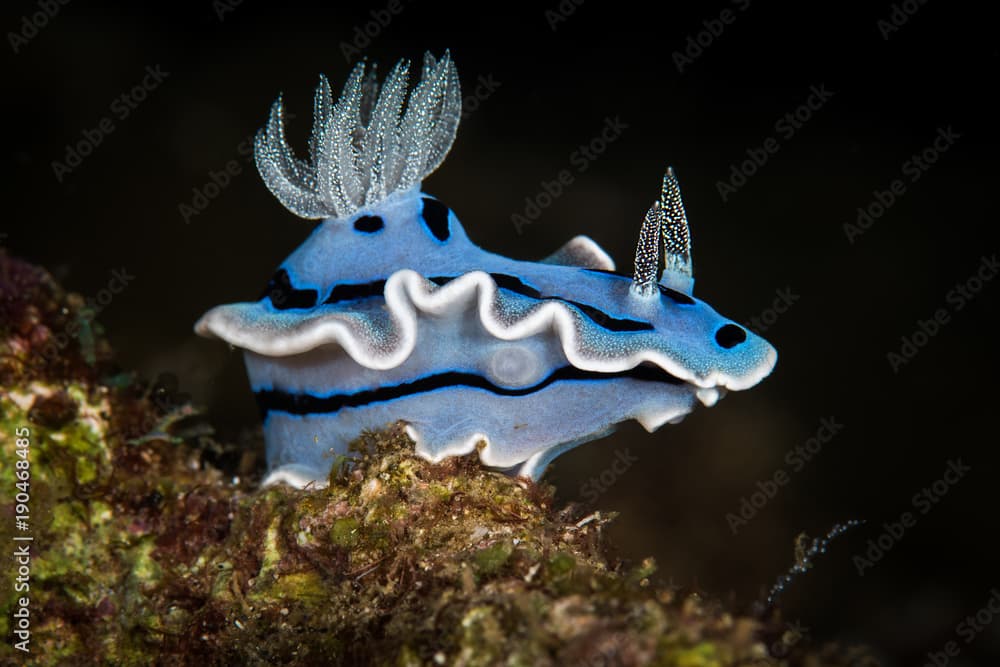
(252, 368, 701, 487)
(261, 463, 330, 489)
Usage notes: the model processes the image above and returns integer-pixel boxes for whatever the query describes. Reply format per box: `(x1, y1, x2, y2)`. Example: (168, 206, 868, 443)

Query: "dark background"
(4, 1, 997, 663)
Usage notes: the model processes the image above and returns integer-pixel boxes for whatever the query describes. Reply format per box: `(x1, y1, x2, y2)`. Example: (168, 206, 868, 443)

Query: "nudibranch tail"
(659, 167, 694, 295)
(254, 50, 460, 220)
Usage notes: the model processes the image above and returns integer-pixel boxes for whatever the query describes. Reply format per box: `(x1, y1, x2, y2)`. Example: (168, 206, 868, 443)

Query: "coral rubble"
(0, 253, 873, 665)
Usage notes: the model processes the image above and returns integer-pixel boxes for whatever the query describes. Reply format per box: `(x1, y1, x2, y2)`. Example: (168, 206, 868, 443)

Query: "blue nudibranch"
(195, 52, 777, 488)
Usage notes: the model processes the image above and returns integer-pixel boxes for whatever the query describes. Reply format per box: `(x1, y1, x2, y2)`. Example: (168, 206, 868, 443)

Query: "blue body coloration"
(195, 53, 777, 487)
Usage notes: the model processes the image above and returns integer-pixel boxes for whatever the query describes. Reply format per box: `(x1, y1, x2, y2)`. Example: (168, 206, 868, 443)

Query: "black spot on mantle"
(324, 280, 387, 304)
(715, 324, 747, 348)
(420, 197, 450, 241)
(427, 276, 454, 286)
(261, 269, 318, 310)
(489, 273, 542, 298)
(561, 299, 653, 332)
(658, 284, 696, 305)
(323, 276, 457, 304)
(353, 215, 385, 233)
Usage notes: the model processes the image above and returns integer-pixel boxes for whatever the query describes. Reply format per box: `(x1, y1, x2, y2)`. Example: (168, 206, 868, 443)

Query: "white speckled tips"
(630, 168, 695, 298)
(254, 51, 461, 220)
(659, 168, 694, 295)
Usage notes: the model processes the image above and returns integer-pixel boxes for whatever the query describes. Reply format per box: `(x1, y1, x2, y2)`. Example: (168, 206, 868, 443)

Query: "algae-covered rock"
(0, 252, 875, 665)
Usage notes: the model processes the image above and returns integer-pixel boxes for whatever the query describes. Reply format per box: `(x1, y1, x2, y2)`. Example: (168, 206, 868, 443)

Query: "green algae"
(472, 541, 513, 577)
(0, 253, 875, 666)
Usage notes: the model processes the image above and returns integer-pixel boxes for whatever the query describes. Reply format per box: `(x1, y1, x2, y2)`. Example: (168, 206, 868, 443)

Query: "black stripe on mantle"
(256, 364, 684, 418)
(315, 273, 654, 333)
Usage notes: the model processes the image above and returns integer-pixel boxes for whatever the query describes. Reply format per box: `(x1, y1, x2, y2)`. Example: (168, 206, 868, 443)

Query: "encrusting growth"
(0, 253, 873, 665)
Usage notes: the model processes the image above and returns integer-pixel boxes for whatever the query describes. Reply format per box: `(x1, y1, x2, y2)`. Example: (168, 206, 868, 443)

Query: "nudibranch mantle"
(195, 52, 777, 488)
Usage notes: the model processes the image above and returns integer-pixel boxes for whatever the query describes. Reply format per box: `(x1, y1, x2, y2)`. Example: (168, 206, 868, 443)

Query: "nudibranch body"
(195, 52, 777, 487)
